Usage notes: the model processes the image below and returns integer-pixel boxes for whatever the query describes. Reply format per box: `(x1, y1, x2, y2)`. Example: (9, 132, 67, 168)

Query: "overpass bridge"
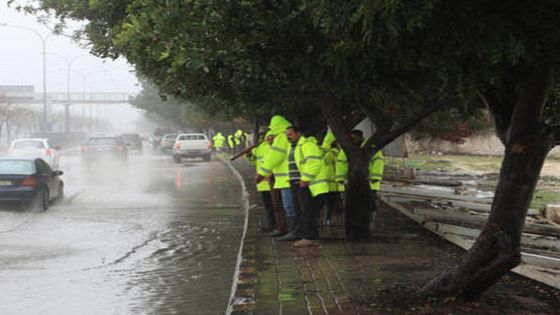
(0, 91, 136, 104)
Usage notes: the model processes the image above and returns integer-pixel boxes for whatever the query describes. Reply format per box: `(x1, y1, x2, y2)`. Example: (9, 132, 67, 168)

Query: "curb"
(222, 158, 259, 315)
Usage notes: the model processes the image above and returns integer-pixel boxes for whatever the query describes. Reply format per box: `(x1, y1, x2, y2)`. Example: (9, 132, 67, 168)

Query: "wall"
(407, 132, 560, 158)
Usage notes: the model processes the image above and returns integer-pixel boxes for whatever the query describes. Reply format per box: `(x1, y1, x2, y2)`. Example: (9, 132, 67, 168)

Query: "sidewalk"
(228, 159, 560, 315)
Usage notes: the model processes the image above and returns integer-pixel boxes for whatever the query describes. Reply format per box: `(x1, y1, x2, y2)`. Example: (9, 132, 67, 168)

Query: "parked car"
(121, 133, 143, 153)
(81, 134, 128, 166)
(172, 133, 212, 163)
(160, 134, 178, 153)
(0, 158, 64, 211)
(8, 138, 60, 168)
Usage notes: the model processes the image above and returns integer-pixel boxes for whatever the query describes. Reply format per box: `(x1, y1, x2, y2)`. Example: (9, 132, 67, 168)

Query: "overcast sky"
(0, 0, 140, 94)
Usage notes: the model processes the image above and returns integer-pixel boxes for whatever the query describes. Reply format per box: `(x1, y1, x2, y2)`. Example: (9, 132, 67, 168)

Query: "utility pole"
(0, 23, 51, 131)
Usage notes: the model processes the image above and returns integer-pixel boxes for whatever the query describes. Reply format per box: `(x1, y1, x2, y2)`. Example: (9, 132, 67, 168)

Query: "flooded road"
(0, 151, 244, 315)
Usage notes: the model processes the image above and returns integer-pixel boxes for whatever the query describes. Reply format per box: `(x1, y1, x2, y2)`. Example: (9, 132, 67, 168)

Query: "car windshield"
(0, 160, 35, 175)
(13, 140, 44, 149)
(88, 138, 118, 145)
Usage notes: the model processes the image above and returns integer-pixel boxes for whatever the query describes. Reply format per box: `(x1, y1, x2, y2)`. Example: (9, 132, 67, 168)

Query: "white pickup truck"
(172, 133, 212, 163)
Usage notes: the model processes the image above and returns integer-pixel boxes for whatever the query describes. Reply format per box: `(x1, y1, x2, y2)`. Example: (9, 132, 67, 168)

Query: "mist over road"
(0, 150, 243, 315)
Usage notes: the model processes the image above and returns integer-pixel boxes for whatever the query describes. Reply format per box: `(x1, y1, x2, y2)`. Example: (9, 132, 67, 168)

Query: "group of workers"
(212, 129, 249, 154)
(245, 115, 384, 247)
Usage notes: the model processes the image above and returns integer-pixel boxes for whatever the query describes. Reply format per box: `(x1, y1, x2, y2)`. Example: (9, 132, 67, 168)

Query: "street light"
(0, 22, 51, 131)
(47, 52, 90, 132)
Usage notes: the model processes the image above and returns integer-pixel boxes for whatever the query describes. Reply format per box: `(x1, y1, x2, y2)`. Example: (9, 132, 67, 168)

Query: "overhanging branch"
(321, 94, 361, 158)
(364, 97, 457, 154)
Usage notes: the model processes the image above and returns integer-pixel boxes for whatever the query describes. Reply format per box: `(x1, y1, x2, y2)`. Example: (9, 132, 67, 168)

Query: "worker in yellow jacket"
(227, 134, 235, 154)
(256, 115, 298, 241)
(321, 130, 343, 225)
(213, 132, 226, 152)
(335, 129, 384, 229)
(246, 133, 276, 232)
(286, 126, 329, 247)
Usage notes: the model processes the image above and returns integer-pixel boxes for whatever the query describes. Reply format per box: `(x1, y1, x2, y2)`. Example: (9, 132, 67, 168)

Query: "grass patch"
(531, 189, 560, 211)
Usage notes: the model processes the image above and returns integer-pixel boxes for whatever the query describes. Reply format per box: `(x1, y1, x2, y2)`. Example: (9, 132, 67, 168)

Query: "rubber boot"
(277, 217, 301, 241)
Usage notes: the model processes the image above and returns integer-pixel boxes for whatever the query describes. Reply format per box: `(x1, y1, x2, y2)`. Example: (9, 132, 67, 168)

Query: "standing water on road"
(0, 152, 244, 315)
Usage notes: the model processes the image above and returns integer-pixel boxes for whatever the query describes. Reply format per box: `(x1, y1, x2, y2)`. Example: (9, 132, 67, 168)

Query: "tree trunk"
(321, 95, 373, 241)
(422, 66, 555, 299)
(344, 153, 373, 241)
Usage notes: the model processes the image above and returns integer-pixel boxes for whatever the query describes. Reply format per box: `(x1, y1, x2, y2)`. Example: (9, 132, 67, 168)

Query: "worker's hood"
(268, 115, 291, 133)
(321, 130, 336, 149)
(306, 136, 318, 144)
(265, 130, 275, 137)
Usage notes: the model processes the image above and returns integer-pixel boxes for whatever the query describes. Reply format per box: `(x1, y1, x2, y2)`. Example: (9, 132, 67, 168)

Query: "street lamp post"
(48, 53, 89, 132)
(0, 22, 51, 131)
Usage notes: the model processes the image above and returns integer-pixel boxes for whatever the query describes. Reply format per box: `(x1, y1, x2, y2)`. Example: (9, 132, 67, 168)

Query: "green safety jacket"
(369, 150, 384, 191)
(213, 132, 226, 148)
(294, 136, 329, 197)
(234, 129, 243, 145)
(246, 141, 271, 192)
(257, 115, 292, 189)
(321, 130, 342, 192)
(227, 134, 235, 148)
(335, 139, 385, 191)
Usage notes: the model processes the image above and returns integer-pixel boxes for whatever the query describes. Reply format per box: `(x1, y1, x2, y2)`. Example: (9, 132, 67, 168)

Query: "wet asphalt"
(0, 150, 244, 315)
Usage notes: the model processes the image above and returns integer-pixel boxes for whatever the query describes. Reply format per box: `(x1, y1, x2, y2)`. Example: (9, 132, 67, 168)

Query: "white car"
(8, 138, 60, 168)
(172, 133, 212, 163)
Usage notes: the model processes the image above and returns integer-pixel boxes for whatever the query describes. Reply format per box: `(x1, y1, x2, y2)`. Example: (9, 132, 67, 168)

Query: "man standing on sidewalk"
(246, 132, 276, 232)
(256, 115, 298, 241)
(286, 126, 329, 247)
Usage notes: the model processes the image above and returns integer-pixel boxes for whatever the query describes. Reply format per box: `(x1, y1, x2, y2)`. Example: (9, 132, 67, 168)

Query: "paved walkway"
(228, 160, 560, 315)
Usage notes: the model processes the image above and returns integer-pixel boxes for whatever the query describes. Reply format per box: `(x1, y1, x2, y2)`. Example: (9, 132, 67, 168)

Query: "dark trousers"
(370, 190, 378, 230)
(294, 186, 326, 240)
(259, 191, 276, 230)
(325, 192, 342, 222)
(271, 189, 287, 233)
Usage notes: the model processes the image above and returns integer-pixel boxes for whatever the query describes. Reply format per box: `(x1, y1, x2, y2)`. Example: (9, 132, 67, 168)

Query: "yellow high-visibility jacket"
(246, 141, 271, 192)
(213, 132, 226, 148)
(257, 115, 292, 189)
(227, 135, 235, 148)
(321, 130, 342, 192)
(234, 129, 243, 145)
(335, 139, 384, 191)
(294, 136, 329, 197)
(369, 150, 384, 191)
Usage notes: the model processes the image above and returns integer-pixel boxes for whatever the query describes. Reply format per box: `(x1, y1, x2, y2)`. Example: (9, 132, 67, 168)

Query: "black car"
(121, 133, 143, 153)
(81, 135, 128, 166)
(0, 158, 64, 211)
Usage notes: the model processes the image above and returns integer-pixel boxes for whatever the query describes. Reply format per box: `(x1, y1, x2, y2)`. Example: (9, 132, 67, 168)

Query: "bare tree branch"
(363, 97, 457, 154)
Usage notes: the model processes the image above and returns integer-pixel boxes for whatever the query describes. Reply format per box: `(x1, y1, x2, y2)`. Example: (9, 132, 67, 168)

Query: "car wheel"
(173, 155, 181, 164)
(203, 154, 211, 162)
(30, 188, 49, 211)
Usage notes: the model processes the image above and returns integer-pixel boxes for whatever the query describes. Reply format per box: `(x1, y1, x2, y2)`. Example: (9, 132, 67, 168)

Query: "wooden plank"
(381, 185, 494, 204)
(382, 192, 541, 216)
(513, 264, 560, 290)
(409, 206, 560, 238)
(381, 197, 560, 289)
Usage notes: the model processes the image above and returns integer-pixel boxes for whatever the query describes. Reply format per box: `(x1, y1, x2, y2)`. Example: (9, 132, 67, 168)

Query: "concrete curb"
(222, 157, 259, 315)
